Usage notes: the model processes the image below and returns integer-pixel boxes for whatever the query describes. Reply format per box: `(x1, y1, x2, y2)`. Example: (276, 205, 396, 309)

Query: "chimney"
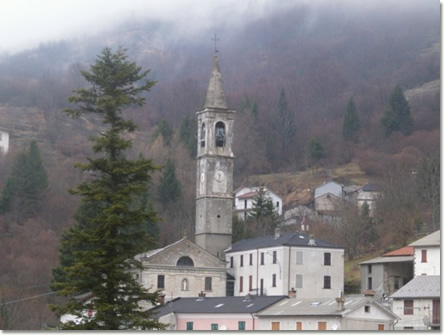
(288, 288, 297, 298)
(308, 234, 316, 246)
(157, 293, 166, 305)
(274, 227, 281, 240)
(335, 290, 344, 311)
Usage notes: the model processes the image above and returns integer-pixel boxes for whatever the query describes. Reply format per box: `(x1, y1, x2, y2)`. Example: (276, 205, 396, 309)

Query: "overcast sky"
(0, 0, 440, 54)
(0, 0, 283, 54)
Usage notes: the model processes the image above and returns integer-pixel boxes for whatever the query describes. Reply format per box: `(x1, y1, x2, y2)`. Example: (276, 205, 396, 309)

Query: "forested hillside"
(0, 1, 440, 329)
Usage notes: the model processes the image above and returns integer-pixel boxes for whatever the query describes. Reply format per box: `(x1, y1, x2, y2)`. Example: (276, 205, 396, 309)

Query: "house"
(256, 295, 399, 330)
(225, 229, 344, 299)
(0, 127, 9, 154)
(359, 246, 414, 299)
(233, 186, 282, 220)
(148, 295, 287, 330)
(134, 236, 227, 308)
(357, 183, 382, 217)
(280, 205, 318, 228)
(409, 230, 440, 276)
(390, 275, 440, 330)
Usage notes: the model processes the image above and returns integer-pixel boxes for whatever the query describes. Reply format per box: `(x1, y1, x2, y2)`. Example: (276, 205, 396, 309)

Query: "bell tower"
(195, 54, 235, 260)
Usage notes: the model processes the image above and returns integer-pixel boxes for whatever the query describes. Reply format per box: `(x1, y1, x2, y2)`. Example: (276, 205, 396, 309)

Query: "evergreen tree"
(51, 47, 165, 330)
(247, 188, 277, 236)
(156, 159, 181, 207)
(342, 97, 361, 142)
(307, 136, 325, 172)
(154, 119, 174, 146)
(381, 85, 414, 136)
(179, 114, 197, 158)
(274, 89, 295, 161)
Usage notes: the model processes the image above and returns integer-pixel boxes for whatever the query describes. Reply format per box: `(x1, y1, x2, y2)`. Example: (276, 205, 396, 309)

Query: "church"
(134, 54, 235, 302)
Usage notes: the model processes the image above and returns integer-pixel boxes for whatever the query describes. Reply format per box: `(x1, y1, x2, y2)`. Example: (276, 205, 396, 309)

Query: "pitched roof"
(383, 246, 414, 257)
(360, 255, 413, 265)
(361, 183, 382, 192)
(390, 275, 440, 299)
(257, 296, 398, 320)
(409, 230, 440, 247)
(226, 232, 342, 253)
(149, 296, 287, 318)
(202, 55, 228, 109)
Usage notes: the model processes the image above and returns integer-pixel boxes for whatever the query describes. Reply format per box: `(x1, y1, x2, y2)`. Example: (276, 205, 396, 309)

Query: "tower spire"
(203, 54, 228, 109)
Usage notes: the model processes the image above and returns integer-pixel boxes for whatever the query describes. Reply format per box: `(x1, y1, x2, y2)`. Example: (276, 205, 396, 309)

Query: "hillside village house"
(409, 230, 440, 276)
(149, 295, 287, 331)
(357, 183, 382, 217)
(0, 127, 9, 154)
(391, 275, 440, 330)
(233, 186, 282, 220)
(360, 246, 414, 299)
(225, 229, 344, 299)
(256, 295, 399, 331)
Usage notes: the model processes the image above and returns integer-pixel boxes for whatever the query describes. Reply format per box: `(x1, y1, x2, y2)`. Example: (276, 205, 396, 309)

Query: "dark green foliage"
(51, 47, 165, 330)
(247, 188, 278, 236)
(381, 85, 414, 136)
(307, 136, 325, 167)
(157, 159, 181, 207)
(0, 141, 48, 221)
(342, 97, 361, 142)
(179, 114, 197, 158)
(274, 89, 295, 160)
(154, 119, 174, 146)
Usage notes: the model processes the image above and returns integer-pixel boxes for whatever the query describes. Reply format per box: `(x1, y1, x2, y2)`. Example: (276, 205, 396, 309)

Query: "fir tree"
(179, 114, 197, 158)
(381, 85, 414, 136)
(247, 188, 277, 236)
(156, 159, 181, 207)
(154, 119, 174, 146)
(342, 97, 361, 142)
(274, 89, 295, 161)
(51, 47, 165, 330)
(307, 136, 325, 173)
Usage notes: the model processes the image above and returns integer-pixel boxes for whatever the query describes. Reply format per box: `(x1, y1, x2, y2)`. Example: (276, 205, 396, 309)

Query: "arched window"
(200, 123, 206, 147)
(215, 122, 226, 147)
(181, 278, 189, 291)
(177, 256, 194, 267)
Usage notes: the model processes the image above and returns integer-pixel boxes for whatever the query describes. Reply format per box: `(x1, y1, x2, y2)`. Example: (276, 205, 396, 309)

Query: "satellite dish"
(331, 324, 339, 330)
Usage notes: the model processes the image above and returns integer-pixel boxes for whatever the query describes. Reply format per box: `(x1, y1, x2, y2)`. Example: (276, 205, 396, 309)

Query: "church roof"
(202, 54, 228, 109)
(226, 232, 342, 253)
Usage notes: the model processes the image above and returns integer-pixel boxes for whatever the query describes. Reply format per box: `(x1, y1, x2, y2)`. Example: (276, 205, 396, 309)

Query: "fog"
(1, 0, 438, 54)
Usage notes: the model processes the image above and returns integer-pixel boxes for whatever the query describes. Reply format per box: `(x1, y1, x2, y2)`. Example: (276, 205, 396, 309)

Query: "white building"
(390, 275, 440, 330)
(357, 183, 382, 217)
(234, 186, 282, 220)
(256, 295, 399, 331)
(0, 127, 10, 154)
(225, 229, 344, 299)
(409, 230, 440, 276)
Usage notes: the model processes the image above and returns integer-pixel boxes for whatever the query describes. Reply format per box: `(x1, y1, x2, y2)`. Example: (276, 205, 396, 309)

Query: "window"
(200, 123, 206, 147)
(230, 256, 234, 268)
(211, 323, 218, 330)
(249, 253, 253, 266)
(205, 277, 212, 291)
(186, 322, 193, 330)
(260, 279, 264, 296)
(365, 305, 371, 313)
(177, 256, 194, 267)
(295, 274, 303, 288)
(404, 299, 414, 315)
(421, 249, 427, 263)
(296, 251, 303, 265)
(394, 276, 401, 290)
(239, 276, 243, 293)
(273, 251, 277, 264)
(403, 327, 414, 330)
(240, 255, 244, 267)
(271, 322, 280, 330)
(318, 322, 327, 330)
(157, 275, 165, 289)
(323, 276, 331, 289)
(272, 274, 277, 287)
(276, 201, 280, 209)
(368, 264, 372, 274)
(324, 252, 331, 266)
(378, 324, 385, 330)
(244, 200, 247, 209)
(296, 322, 302, 330)
(181, 278, 189, 291)
(261, 252, 265, 265)
(215, 122, 226, 147)
(238, 321, 246, 330)
(249, 275, 253, 292)
(368, 277, 372, 290)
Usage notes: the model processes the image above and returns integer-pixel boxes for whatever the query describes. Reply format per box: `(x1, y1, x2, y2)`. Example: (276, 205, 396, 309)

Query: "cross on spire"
(212, 33, 220, 53)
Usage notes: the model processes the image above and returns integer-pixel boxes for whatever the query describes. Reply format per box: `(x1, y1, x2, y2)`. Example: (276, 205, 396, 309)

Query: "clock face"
(215, 170, 225, 182)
